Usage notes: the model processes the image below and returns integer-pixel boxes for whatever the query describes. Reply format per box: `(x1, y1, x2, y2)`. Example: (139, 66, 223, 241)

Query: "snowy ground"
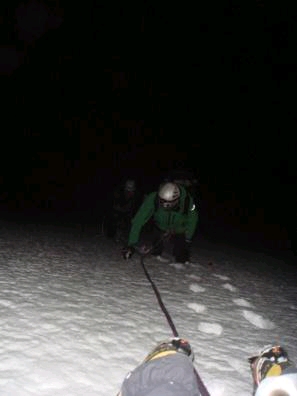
(0, 219, 296, 396)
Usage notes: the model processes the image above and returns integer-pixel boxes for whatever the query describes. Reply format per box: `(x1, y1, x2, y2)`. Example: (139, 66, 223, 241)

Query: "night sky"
(0, 1, 296, 256)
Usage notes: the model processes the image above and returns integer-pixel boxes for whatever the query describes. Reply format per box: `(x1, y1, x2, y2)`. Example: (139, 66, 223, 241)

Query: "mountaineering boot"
(249, 345, 296, 394)
(144, 337, 194, 363)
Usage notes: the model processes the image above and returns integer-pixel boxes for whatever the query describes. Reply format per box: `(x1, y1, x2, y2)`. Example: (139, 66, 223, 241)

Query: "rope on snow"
(138, 245, 211, 396)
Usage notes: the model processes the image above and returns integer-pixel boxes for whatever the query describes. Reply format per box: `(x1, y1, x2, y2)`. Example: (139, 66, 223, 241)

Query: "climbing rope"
(138, 244, 211, 396)
(140, 253, 179, 337)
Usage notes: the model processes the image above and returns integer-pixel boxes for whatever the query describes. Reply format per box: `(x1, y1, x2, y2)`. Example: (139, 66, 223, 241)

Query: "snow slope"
(0, 220, 296, 395)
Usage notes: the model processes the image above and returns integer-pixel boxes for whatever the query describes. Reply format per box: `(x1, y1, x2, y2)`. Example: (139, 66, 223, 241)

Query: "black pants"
(104, 211, 131, 239)
(145, 226, 190, 263)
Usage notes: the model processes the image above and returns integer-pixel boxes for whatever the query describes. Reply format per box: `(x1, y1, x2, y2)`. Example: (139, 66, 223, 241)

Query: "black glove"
(122, 246, 135, 260)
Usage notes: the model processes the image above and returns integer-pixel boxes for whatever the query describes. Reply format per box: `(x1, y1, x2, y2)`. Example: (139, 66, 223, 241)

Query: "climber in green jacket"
(122, 182, 198, 263)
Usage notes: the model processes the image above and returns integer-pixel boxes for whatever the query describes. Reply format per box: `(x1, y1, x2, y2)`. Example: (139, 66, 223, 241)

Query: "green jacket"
(128, 186, 198, 246)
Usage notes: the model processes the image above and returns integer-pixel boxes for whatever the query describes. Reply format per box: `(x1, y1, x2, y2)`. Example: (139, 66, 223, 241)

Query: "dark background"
(0, 1, 296, 258)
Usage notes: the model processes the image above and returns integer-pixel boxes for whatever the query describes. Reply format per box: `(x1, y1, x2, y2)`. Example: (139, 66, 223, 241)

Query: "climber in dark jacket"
(104, 179, 142, 240)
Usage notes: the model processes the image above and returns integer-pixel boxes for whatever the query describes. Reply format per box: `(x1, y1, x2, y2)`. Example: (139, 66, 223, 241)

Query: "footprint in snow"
(213, 274, 230, 281)
(222, 283, 237, 292)
(169, 263, 185, 270)
(233, 298, 253, 308)
(187, 302, 206, 313)
(189, 283, 205, 293)
(242, 310, 275, 329)
(198, 322, 223, 336)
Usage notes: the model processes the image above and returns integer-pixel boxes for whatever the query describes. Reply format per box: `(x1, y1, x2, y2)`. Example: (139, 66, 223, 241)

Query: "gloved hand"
(135, 243, 151, 255)
(122, 246, 135, 260)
